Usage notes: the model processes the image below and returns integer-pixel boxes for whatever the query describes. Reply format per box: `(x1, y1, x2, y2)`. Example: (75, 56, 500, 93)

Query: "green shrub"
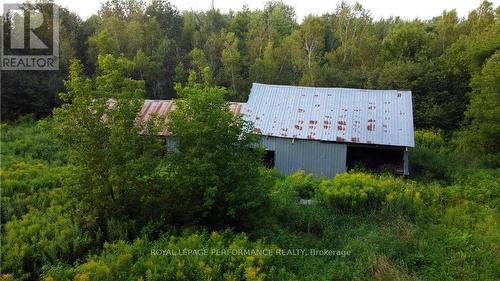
(0, 161, 70, 221)
(414, 200, 500, 280)
(105, 218, 138, 242)
(319, 172, 390, 210)
(161, 78, 270, 229)
(265, 171, 336, 237)
(384, 185, 424, 219)
(447, 168, 500, 210)
(52, 57, 164, 223)
(410, 130, 450, 181)
(42, 231, 293, 281)
(1, 205, 93, 279)
(285, 171, 321, 199)
(0, 118, 66, 166)
(1, 117, 70, 221)
(318, 172, 423, 216)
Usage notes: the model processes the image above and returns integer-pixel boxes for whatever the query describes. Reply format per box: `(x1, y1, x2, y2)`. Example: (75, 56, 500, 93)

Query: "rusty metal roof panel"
(243, 83, 414, 147)
(139, 100, 245, 136)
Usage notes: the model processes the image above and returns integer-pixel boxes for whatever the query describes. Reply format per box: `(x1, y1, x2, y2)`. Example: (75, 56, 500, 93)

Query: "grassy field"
(1, 118, 499, 280)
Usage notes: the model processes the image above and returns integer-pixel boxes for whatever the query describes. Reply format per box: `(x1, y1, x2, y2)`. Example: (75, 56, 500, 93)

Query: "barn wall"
(259, 136, 347, 178)
(165, 136, 347, 178)
(166, 137, 177, 152)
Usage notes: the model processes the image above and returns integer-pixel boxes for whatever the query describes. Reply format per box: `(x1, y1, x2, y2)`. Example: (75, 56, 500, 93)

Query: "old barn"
(242, 83, 415, 178)
(139, 83, 414, 178)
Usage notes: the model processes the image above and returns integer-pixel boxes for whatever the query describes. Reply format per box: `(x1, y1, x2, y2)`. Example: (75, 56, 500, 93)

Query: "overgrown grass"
(1, 120, 498, 280)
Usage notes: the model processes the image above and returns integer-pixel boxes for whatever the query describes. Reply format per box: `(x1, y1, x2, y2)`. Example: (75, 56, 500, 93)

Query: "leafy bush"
(161, 75, 270, 229)
(267, 173, 335, 236)
(319, 172, 391, 210)
(52, 57, 164, 222)
(1, 205, 93, 279)
(447, 168, 500, 210)
(318, 172, 423, 216)
(43, 231, 293, 281)
(456, 51, 500, 164)
(384, 186, 424, 219)
(410, 130, 450, 181)
(0, 117, 66, 166)
(0, 161, 70, 221)
(284, 170, 321, 199)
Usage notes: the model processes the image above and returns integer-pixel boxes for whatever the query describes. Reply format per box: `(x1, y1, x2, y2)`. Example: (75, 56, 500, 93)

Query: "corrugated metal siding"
(243, 83, 415, 147)
(166, 137, 177, 152)
(260, 136, 347, 178)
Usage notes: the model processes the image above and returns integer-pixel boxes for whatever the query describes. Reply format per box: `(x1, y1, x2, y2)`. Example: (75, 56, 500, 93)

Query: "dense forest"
(1, 0, 499, 280)
(2, 0, 498, 132)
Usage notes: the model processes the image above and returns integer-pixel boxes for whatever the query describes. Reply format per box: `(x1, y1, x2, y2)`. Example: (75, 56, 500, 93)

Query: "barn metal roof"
(243, 83, 414, 147)
(139, 100, 245, 136)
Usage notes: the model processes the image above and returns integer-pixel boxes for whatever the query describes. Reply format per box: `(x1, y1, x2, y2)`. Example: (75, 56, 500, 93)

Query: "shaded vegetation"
(1, 115, 499, 280)
(1, 1, 499, 280)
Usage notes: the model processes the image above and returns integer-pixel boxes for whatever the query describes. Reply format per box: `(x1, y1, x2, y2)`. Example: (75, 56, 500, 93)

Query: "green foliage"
(0, 117, 87, 280)
(318, 172, 422, 214)
(289, 16, 325, 86)
(410, 130, 450, 180)
(447, 168, 500, 211)
(2, 1, 500, 280)
(284, 170, 320, 199)
(2, 205, 93, 279)
(0, 118, 65, 165)
(319, 172, 387, 210)
(160, 75, 270, 229)
(43, 231, 292, 281)
(456, 51, 500, 164)
(3, 120, 499, 280)
(0, 118, 70, 219)
(267, 175, 336, 237)
(0, 160, 69, 223)
(264, 169, 499, 280)
(412, 169, 500, 280)
(221, 31, 243, 98)
(382, 22, 430, 60)
(52, 56, 164, 222)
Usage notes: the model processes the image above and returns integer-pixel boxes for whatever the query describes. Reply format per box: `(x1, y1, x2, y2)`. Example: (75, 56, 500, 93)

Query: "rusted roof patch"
(243, 83, 414, 147)
(139, 100, 245, 136)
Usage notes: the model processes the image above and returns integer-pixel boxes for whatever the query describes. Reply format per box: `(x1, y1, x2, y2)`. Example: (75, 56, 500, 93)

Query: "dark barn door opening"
(346, 146, 404, 174)
(263, 150, 275, 168)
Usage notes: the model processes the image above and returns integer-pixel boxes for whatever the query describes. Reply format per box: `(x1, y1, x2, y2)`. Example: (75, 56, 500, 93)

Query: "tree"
(161, 73, 269, 229)
(263, 0, 296, 40)
(1, 4, 79, 120)
(458, 51, 500, 161)
(292, 16, 325, 86)
(52, 55, 164, 224)
(246, 11, 269, 61)
(431, 10, 459, 55)
(87, 1, 180, 99)
(382, 21, 430, 61)
(331, 1, 372, 66)
(463, 0, 496, 34)
(221, 31, 242, 98)
(145, 0, 182, 40)
(188, 48, 211, 83)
